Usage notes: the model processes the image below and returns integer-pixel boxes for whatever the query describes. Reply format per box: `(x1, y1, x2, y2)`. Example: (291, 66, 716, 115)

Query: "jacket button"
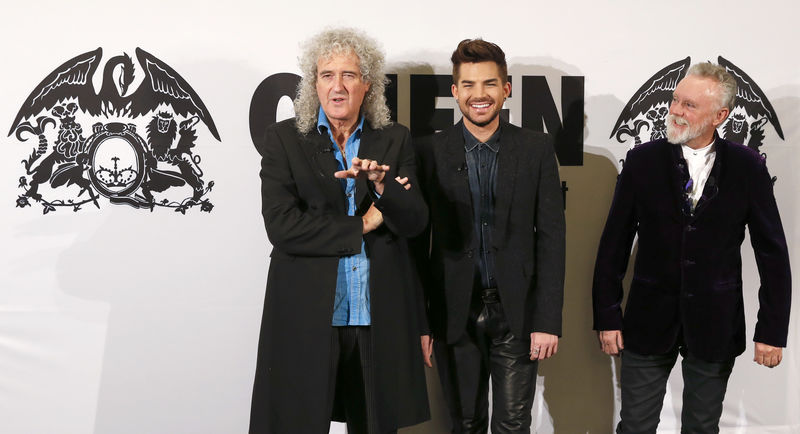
(683, 259, 695, 266)
(686, 225, 696, 232)
(466, 249, 474, 258)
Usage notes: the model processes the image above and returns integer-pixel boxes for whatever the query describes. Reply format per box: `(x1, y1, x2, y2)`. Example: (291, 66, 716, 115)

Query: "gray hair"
(686, 62, 738, 111)
(293, 28, 392, 134)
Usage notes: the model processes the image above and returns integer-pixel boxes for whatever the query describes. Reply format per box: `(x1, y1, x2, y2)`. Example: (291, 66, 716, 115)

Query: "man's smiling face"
(451, 61, 511, 130)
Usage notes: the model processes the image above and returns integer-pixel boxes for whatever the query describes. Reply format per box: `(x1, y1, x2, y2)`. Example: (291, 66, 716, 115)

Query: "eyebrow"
(459, 78, 500, 85)
(673, 93, 697, 105)
(318, 69, 359, 76)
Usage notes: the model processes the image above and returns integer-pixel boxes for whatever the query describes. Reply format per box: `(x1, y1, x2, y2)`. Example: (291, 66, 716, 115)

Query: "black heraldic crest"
(610, 56, 783, 162)
(10, 47, 221, 214)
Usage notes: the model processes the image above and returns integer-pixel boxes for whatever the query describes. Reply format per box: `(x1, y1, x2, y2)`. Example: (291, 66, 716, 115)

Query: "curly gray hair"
(293, 28, 392, 134)
(686, 62, 738, 111)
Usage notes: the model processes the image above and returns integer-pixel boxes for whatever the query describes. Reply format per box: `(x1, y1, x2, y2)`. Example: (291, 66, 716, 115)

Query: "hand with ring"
(530, 332, 558, 360)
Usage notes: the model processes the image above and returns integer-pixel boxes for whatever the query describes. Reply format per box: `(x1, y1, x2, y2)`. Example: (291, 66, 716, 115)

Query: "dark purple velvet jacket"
(592, 137, 791, 362)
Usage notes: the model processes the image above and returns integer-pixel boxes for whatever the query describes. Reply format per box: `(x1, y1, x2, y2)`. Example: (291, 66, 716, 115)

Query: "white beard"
(666, 113, 711, 145)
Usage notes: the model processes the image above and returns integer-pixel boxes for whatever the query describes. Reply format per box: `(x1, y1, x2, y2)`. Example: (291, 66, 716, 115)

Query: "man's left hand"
(334, 157, 390, 195)
(530, 332, 558, 361)
(754, 342, 783, 368)
(395, 176, 412, 190)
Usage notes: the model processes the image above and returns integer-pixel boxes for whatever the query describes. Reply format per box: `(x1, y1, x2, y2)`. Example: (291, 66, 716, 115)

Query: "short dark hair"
(451, 38, 508, 84)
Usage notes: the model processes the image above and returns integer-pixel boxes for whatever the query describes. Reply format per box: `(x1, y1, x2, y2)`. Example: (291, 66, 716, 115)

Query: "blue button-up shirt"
(317, 107, 371, 326)
(463, 124, 500, 289)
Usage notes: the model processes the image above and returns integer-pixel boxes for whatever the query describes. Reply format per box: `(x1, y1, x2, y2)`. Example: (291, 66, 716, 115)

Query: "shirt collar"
(681, 137, 716, 159)
(316, 106, 365, 139)
(462, 123, 501, 153)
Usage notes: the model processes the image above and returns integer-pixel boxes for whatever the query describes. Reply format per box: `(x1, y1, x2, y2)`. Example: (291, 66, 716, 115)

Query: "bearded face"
(666, 75, 726, 147)
(665, 112, 713, 145)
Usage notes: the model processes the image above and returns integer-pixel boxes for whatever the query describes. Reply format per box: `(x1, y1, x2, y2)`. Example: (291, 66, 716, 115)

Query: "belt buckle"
(480, 287, 499, 303)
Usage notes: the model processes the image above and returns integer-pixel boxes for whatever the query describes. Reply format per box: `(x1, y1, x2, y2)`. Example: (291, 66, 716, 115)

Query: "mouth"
(468, 100, 493, 113)
(670, 116, 688, 128)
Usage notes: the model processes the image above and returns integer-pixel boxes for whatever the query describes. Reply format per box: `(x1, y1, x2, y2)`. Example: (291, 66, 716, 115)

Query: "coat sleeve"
(372, 128, 430, 338)
(372, 127, 429, 238)
(531, 136, 567, 336)
(747, 158, 792, 347)
(592, 150, 639, 331)
(407, 136, 435, 336)
(258, 124, 363, 257)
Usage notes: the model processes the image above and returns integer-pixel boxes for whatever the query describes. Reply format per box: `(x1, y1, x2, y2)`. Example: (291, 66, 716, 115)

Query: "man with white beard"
(592, 63, 791, 433)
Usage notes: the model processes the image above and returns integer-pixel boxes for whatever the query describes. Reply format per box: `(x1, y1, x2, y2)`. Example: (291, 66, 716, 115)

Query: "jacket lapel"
(444, 122, 476, 248)
(691, 137, 724, 219)
(302, 130, 347, 214)
(492, 122, 518, 249)
(667, 141, 689, 222)
(355, 124, 390, 214)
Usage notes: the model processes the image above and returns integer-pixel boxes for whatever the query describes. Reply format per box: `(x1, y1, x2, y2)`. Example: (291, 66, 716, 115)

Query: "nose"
(669, 100, 681, 116)
(332, 74, 344, 91)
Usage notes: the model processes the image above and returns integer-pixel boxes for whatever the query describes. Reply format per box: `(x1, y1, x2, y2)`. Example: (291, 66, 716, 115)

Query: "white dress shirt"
(681, 139, 716, 210)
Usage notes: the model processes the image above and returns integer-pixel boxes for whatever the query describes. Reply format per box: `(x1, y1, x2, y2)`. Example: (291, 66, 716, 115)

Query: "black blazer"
(413, 120, 566, 344)
(592, 137, 791, 362)
(250, 119, 430, 433)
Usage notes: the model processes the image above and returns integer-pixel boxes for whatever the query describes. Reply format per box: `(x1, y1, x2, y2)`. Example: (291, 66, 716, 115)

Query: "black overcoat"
(250, 118, 430, 433)
(593, 137, 791, 361)
(413, 120, 566, 343)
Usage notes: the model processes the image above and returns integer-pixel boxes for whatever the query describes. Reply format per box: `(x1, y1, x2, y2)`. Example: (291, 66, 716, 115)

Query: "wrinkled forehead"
(317, 48, 361, 70)
(675, 75, 720, 102)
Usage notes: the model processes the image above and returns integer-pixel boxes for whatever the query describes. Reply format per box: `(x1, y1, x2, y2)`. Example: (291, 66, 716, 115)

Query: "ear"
(503, 81, 511, 99)
(451, 83, 458, 99)
(713, 107, 730, 127)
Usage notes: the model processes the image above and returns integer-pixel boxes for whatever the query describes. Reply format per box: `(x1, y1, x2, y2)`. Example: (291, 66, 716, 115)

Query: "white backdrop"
(0, 1, 797, 433)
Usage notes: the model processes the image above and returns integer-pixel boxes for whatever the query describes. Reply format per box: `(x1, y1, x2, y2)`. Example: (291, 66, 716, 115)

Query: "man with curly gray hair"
(249, 28, 430, 434)
(292, 28, 392, 135)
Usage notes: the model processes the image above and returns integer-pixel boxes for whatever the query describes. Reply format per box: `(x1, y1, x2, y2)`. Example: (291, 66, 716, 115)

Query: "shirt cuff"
(367, 181, 382, 200)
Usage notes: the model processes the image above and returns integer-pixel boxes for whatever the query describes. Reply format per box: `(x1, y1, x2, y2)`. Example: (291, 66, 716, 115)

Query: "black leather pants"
(437, 288, 538, 434)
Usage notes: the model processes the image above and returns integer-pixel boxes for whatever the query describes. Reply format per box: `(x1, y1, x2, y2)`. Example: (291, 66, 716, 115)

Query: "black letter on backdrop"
(408, 75, 512, 138)
(521, 76, 584, 166)
(249, 73, 583, 167)
(409, 74, 455, 138)
(249, 73, 301, 149)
